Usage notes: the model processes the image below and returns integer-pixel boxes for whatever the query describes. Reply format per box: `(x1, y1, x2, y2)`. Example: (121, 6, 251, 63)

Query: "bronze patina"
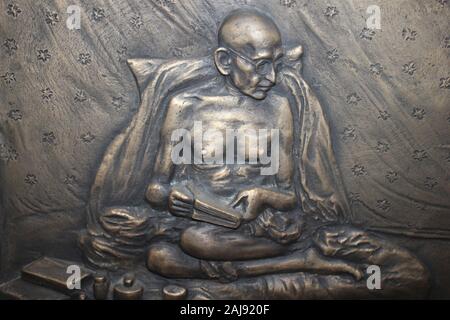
(77, 9, 428, 299)
(1, 1, 448, 300)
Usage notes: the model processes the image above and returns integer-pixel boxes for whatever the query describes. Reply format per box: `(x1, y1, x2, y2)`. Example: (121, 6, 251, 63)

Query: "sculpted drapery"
(84, 51, 352, 267)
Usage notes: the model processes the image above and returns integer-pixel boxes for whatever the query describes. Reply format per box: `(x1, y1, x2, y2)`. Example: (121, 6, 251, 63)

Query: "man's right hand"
(254, 210, 303, 244)
(168, 186, 195, 218)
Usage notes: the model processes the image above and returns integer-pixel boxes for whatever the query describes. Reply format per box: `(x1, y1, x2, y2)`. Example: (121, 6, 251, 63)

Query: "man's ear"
(214, 47, 231, 75)
(285, 45, 303, 62)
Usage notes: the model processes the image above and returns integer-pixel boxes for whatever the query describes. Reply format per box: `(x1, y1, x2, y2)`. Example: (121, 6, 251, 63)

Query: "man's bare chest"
(185, 102, 277, 132)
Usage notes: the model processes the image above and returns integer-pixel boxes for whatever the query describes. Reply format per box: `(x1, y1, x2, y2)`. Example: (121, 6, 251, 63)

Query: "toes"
(345, 264, 363, 281)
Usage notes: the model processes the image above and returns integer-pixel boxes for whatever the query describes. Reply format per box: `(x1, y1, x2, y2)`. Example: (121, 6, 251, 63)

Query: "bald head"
(214, 10, 283, 99)
(218, 9, 282, 58)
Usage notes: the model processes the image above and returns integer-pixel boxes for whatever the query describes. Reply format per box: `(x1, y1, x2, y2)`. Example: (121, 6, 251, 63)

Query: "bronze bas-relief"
(75, 9, 428, 299)
(3, 0, 448, 299)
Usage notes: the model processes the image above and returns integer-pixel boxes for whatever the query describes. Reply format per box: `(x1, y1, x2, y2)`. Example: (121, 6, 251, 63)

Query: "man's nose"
(265, 64, 276, 83)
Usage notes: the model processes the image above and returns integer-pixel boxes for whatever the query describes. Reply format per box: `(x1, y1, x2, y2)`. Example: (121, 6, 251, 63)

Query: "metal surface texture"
(0, 0, 449, 299)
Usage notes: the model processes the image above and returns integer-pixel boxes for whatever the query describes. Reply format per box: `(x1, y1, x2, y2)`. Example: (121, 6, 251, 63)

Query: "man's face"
(228, 44, 283, 100)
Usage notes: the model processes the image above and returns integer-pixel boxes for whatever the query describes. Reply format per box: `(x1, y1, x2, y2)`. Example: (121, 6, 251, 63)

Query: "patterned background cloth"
(0, 0, 449, 291)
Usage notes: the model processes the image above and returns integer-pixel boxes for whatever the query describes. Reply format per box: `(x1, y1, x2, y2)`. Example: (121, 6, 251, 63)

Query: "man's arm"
(145, 95, 191, 210)
(262, 96, 297, 211)
(230, 98, 298, 220)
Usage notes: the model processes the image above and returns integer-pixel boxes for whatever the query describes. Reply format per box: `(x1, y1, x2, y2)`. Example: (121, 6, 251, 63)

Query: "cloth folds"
(84, 52, 351, 266)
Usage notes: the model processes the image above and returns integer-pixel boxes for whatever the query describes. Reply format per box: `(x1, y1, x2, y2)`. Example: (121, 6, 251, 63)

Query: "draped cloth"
(83, 50, 352, 267)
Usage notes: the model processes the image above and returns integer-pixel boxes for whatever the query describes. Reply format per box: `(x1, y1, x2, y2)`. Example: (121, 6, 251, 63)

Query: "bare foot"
(303, 248, 364, 281)
(200, 261, 238, 283)
(313, 225, 380, 262)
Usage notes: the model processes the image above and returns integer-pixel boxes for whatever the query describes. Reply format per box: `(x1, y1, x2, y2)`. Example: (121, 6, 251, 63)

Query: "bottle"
(113, 273, 144, 300)
(93, 274, 110, 300)
(162, 285, 187, 300)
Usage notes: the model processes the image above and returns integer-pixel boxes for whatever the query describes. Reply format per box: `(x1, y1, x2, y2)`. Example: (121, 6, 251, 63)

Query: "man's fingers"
(169, 205, 192, 215)
(284, 228, 301, 242)
(172, 199, 192, 209)
(172, 190, 193, 204)
(231, 193, 248, 208)
(174, 207, 191, 214)
(267, 224, 301, 244)
(268, 227, 283, 240)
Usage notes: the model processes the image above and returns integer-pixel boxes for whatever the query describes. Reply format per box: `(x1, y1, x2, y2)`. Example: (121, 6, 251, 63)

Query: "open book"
(191, 195, 241, 229)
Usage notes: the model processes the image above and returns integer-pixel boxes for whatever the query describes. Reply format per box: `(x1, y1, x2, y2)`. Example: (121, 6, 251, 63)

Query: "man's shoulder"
(268, 91, 291, 115)
(168, 90, 200, 109)
(269, 90, 290, 104)
(265, 91, 293, 130)
(168, 84, 224, 108)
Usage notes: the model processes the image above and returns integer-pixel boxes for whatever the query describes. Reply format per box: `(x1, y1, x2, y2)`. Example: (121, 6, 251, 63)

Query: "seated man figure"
(145, 10, 364, 282)
(82, 9, 430, 299)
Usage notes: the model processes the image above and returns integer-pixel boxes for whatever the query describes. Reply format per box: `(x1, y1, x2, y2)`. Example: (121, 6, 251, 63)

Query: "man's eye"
(275, 61, 283, 72)
(256, 61, 272, 74)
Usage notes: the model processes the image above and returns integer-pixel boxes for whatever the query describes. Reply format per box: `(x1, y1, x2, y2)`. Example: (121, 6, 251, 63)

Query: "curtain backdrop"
(1, 0, 449, 277)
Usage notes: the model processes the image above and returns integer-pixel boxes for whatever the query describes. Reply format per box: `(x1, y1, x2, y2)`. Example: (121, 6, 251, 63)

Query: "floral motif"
(41, 88, 54, 101)
(342, 126, 356, 141)
(42, 132, 56, 144)
(91, 8, 106, 22)
(369, 63, 383, 75)
(351, 164, 367, 176)
(45, 10, 60, 26)
(130, 15, 143, 30)
(24, 174, 37, 185)
(7, 109, 22, 121)
(376, 199, 391, 211)
(326, 48, 339, 63)
(412, 149, 428, 161)
(378, 110, 391, 120)
(280, 0, 297, 8)
(360, 27, 375, 40)
(402, 61, 416, 75)
(112, 96, 125, 110)
(1, 72, 16, 84)
(3, 38, 18, 56)
(6, 3, 22, 18)
(323, 6, 339, 18)
(402, 28, 417, 41)
(64, 175, 77, 185)
(81, 132, 96, 143)
(37, 49, 51, 62)
(424, 177, 438, 190)
(346, 93, 361, 105)
(411, 107, 426, 120)
(386, 171, 399, 183)
(74, 89, 87, 103)
(0, 144, 18, 162)
(439, 77, 450, 89)
(78, 53, 92, 65)
(443, 36, 450, 48)
(376, 141, 390, 153)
